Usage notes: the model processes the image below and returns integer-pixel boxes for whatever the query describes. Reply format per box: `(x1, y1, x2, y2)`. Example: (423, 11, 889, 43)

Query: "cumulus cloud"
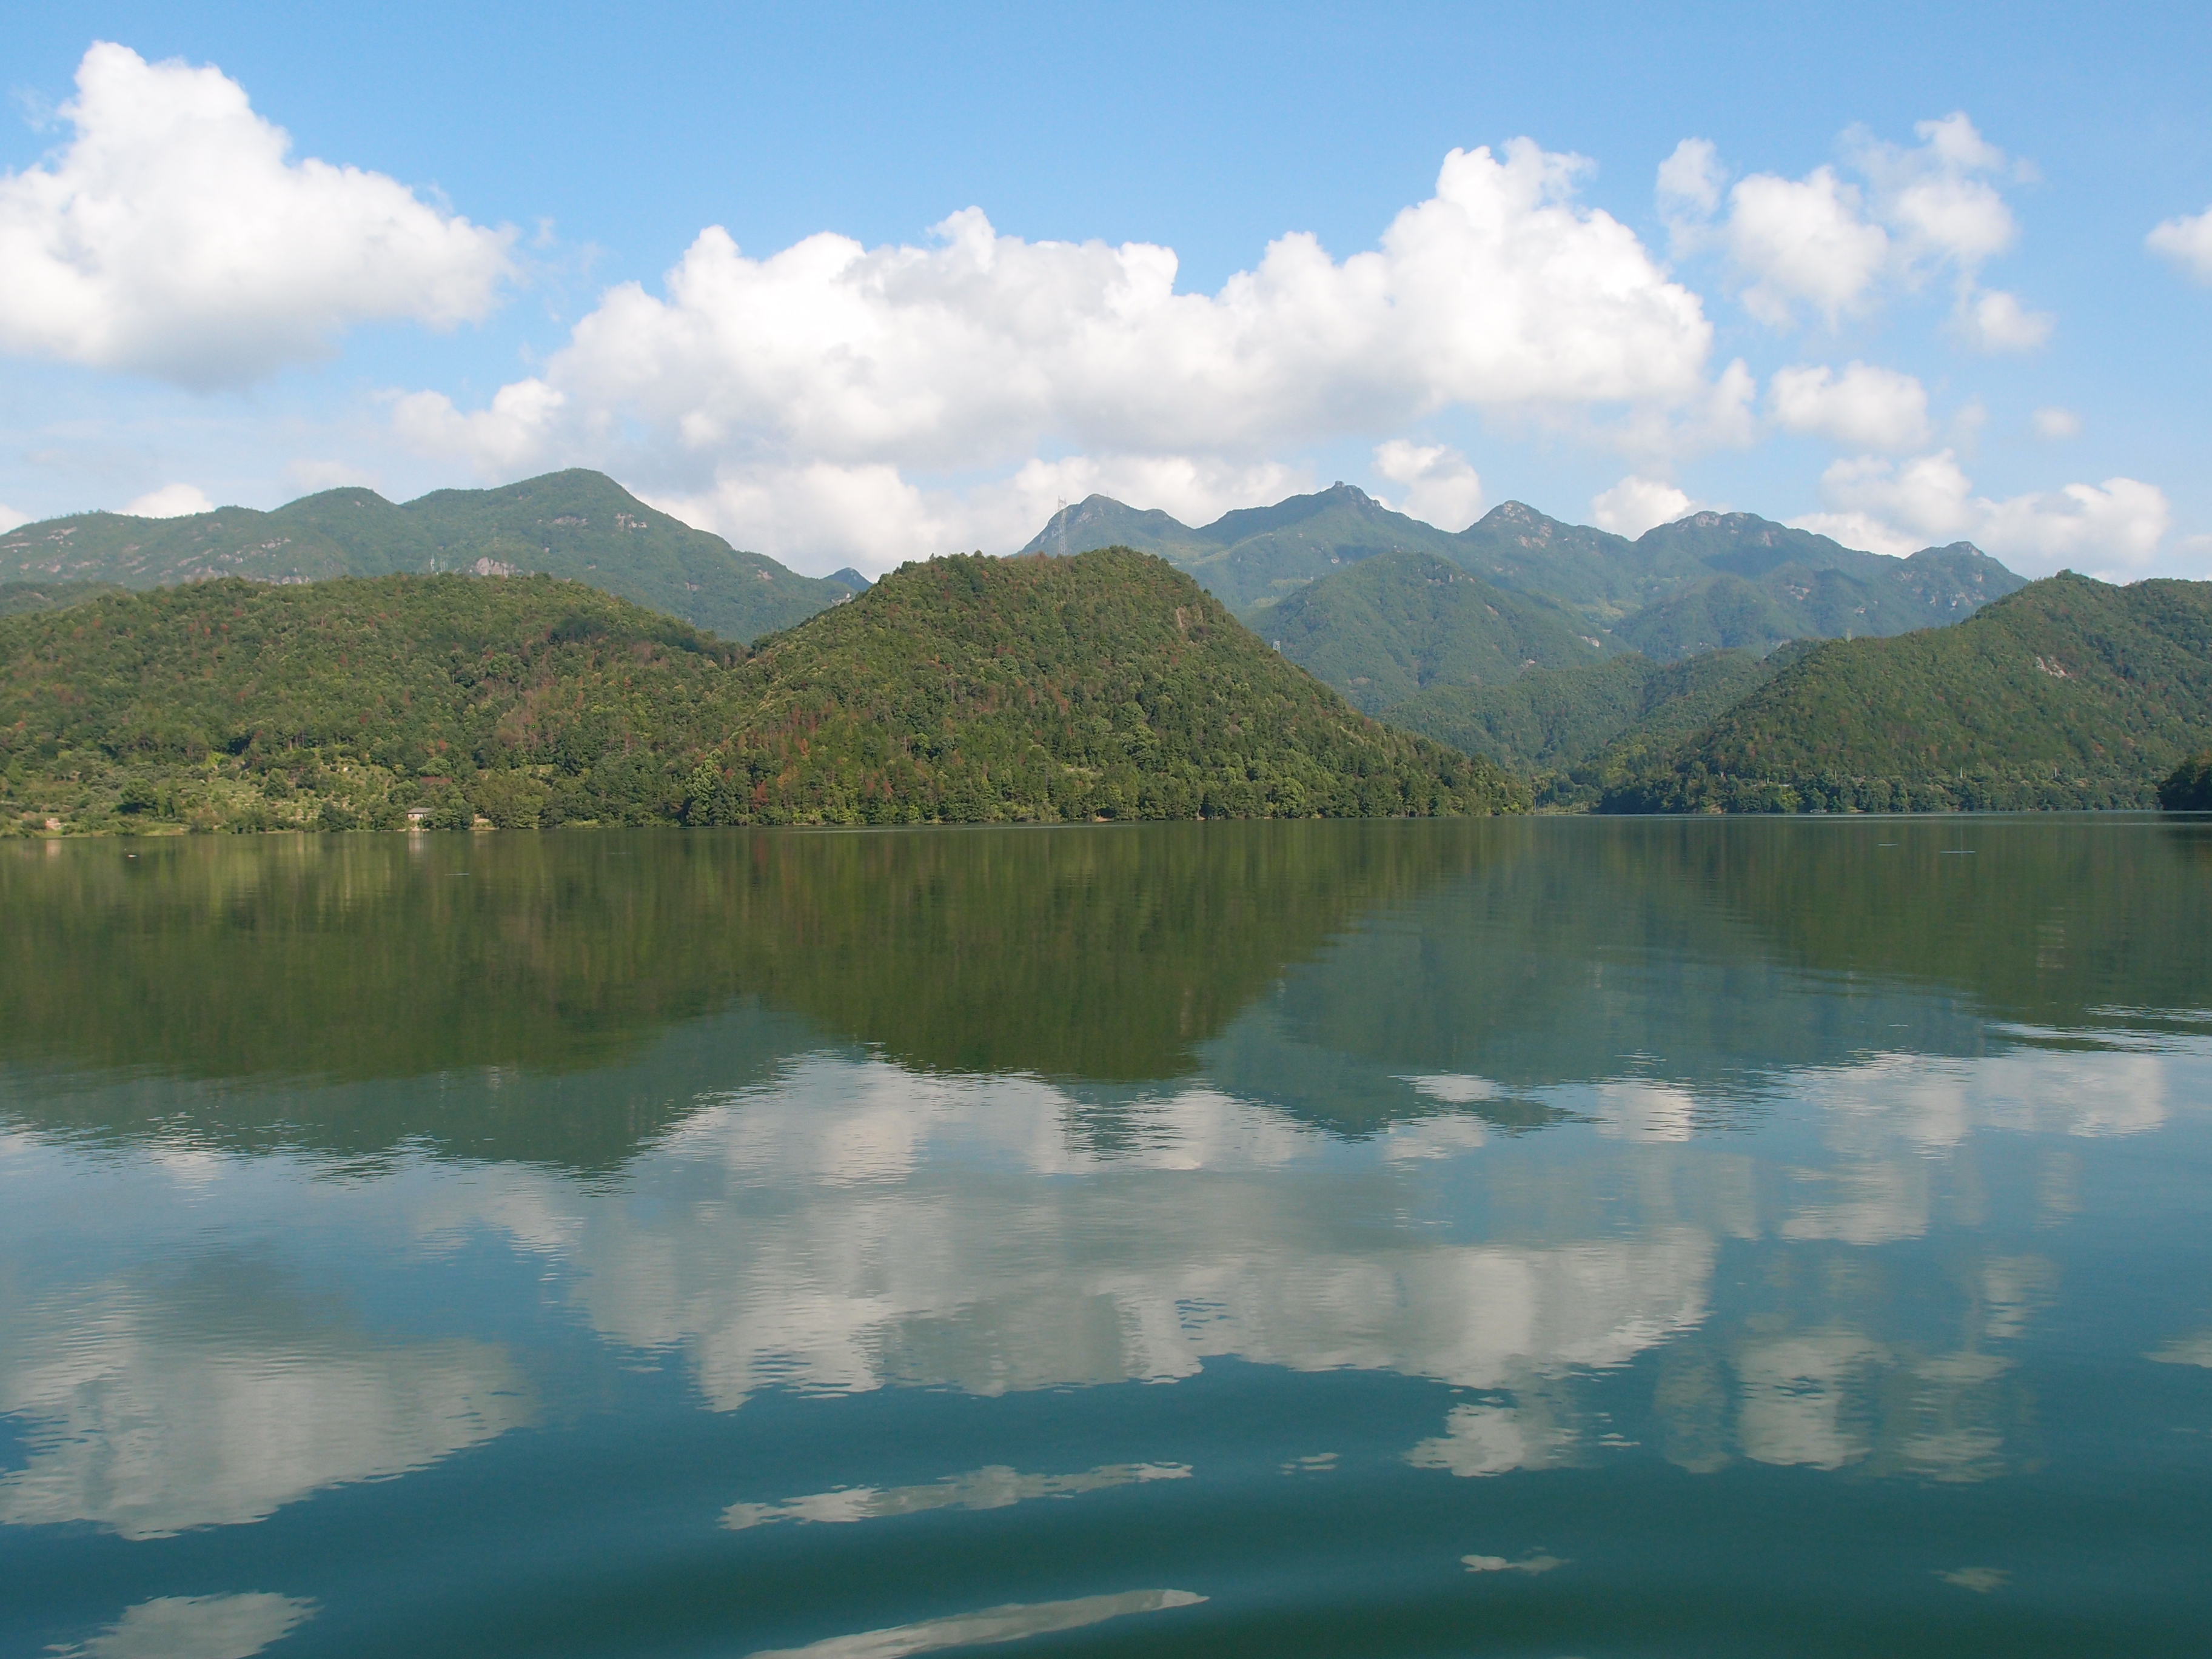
(1956, 288, 2053, 352)
(0, 43, 514, 387)
(1722, 167, 1892, 326)
(122, 483, 215, 518)
(1768, 362, 1931, 451)
(2147, 205, 2212, 283)
(1373, 440, 1484, 528)
(1663, 113, 2046, 348)
(2031, 406, 2081, 440)
(1590, 475, 1698, 537)
(0, 503, 27, 534)
(1791, 449, 2170, 573)
(395, 140, 1723, 571)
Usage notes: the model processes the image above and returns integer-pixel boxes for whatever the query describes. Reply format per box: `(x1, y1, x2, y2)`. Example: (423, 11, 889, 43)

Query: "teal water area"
(1, 819, 2208, 1656)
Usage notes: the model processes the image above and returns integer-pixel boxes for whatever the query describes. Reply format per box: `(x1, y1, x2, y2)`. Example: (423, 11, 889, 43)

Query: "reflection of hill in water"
(1228, 816, 2212, 1130)
(0, 825, 1486, 1161)
(5, 818, 2208, 1162)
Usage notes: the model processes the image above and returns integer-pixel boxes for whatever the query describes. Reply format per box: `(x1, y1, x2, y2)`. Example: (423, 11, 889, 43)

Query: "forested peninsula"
(0, 547, 1523, 835)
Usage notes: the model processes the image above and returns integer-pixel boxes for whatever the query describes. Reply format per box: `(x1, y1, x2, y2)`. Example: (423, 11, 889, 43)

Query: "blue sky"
(3, 0, 2207, 577)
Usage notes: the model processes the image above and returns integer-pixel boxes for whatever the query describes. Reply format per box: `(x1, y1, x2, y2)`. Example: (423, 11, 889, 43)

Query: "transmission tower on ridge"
(1055, 497, 1069, 557)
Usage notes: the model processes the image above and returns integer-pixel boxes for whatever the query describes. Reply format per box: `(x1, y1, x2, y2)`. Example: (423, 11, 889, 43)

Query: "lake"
(2, 817, 2208, 1657)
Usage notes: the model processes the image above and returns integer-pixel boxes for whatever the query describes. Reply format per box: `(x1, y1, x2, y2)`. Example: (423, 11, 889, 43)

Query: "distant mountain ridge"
(0, 470, 851, 645)
(1022, 488, 2026, 659)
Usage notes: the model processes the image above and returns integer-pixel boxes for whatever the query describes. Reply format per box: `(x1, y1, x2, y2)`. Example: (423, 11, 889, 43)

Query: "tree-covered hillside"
(0, 580, 122, 618)
(1386, 648, 1785, 805)
(1601, 573, 2212, 813)
(1257, 548, 1610, 712)
(1, 551, 1524, 835)
(0, 575, 746, 833)
(0, 470, 850, 644)
(688, 548, 1526, 823)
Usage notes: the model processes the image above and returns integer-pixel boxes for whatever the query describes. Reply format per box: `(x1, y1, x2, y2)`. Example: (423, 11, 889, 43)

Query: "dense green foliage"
(1256, 548, 1610, 712)
(688, 548, 1526, 823)
(1386, 648, 1786, 807)
(0, 549, 1522, 836)
(2159, 751, 2212, 811)
(0, 469, 850, 643)
(0, 574, 744, 833)
(0, 580, 122, 618)
(1601, 573, 2212, 813)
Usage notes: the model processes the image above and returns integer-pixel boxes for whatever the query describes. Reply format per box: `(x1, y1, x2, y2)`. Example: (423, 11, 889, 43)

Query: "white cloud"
(2031, 406, 2080, 440)
(0, 503, 27, 534)
(1655, 138, 1726, 256)
(0, 43, 514, 388)
(122, 483, 215, 518)
(1669, 113, 2047, 344)
(2147, 204, 2212, 283)
(1373, 440, 1484, 529)
(1590, 475, 1698, 537)
(1791, 449, 2171, 573)
(1724, 167, 1891, 325)
(395, 140, 1723, 572)
(1769, 361, 1931, 451)
(1854, 113, 2021, 270)
(1956, 288, 2053, 352)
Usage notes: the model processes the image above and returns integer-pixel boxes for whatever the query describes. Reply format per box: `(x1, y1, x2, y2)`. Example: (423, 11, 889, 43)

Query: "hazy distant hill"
(0, 469, 850, 645)
(1022, 490, 2024, 658)
(1024, 483, 1470, 615)
(1257, 549, 1613, 713)
(1384, 648, 1789, 806)
(1601, 573, 2212, 813)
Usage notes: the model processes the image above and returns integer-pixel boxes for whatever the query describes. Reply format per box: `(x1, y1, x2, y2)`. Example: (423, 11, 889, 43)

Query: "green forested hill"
(0, 580, 122, 618)
(0, 470, 849, 644)
(1601, 573, 2212, 813)
(686, 548, 1525, 823)
(1385, 648, 1783, 799)
(1256, 549, 1610, 712)
(0, 550, 1523, 835)
(0, 575, 745, 832)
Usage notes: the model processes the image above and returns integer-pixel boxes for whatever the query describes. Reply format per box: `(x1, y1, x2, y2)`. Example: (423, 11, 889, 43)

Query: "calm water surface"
(2, 819, 2208, 1657)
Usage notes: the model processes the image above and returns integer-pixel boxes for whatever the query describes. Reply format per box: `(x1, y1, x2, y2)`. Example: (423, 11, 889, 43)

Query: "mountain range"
(1021, 486, 2025, 677)
(0, 471, 850, 645)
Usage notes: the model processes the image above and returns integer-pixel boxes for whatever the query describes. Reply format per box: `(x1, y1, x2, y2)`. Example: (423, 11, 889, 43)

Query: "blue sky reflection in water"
(1, 818, 2210, 1655)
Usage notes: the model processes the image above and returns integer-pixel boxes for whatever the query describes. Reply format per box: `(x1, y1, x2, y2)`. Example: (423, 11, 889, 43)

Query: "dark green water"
(2, 818, 2209, 1657)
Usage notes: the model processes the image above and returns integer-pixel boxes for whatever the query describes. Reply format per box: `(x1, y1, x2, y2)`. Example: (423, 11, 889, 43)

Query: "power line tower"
(1055, 497, 1069, 557)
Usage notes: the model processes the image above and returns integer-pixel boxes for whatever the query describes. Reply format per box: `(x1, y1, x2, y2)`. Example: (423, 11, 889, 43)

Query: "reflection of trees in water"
(0, 823, 1496, 1158)
(1257, 816, 2212, 1113)
(5, 817, 2207, 1163)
